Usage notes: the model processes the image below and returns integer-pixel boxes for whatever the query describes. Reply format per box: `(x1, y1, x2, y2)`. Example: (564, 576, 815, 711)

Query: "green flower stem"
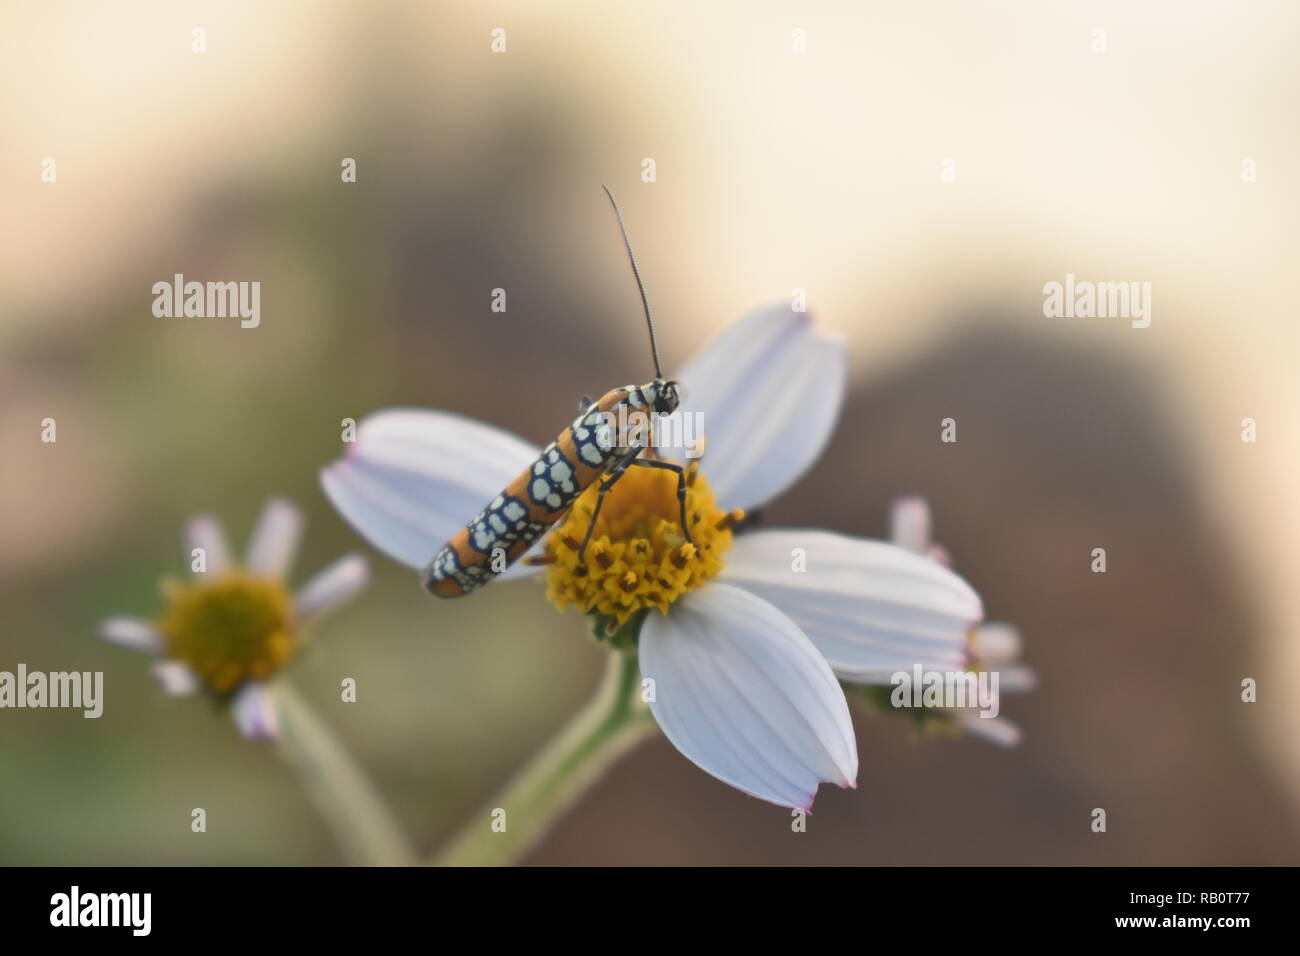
(430, 649, 654, 867)
(271, 679, 417, 866)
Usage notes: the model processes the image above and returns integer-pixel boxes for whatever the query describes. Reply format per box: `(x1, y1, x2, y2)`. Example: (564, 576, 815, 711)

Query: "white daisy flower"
(883, 495, 1035, 746)
(321, 305, 992, 809)
(100, 499, 369, 740)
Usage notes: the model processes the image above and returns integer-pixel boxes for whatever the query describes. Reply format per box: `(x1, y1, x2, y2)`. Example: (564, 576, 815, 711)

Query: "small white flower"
(100, 499, 369, 740)
(321, 305, 996, 808)
(883, 495, 1035, 746)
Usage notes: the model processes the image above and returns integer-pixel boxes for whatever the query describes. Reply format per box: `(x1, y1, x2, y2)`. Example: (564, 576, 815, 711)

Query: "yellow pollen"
(715, 509, 744, 532)
(156, 570, 297, 695)
(544, 463, 736, 626)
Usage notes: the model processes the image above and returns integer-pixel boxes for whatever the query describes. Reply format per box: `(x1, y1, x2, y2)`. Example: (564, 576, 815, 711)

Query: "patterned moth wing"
(421, 384, 657, 597)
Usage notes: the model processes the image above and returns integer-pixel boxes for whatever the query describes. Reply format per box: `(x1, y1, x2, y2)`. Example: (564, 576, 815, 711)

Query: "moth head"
(650, 378, 680, 415)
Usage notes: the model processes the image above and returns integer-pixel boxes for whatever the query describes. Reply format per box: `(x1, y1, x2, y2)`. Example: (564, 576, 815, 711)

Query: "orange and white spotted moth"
(422, 188, 688, 598)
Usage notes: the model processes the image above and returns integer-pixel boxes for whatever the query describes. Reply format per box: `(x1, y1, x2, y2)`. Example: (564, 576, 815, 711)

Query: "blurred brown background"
(2, 0, 1297, 864)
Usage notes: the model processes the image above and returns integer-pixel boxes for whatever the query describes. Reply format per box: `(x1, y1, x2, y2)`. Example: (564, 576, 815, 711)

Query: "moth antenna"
(601, 184, 662, 379)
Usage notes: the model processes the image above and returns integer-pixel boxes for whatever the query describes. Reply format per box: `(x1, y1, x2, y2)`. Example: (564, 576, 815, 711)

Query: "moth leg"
(524, 508, 570, 566)
(576, 450, 639, 564)
(630, 457, 692, 544)
(643, 412, 658, 461)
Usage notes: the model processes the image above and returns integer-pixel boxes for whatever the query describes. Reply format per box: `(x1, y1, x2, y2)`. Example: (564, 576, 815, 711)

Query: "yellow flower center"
(156, 571, 297, 694)
(544, 460, 741, 628)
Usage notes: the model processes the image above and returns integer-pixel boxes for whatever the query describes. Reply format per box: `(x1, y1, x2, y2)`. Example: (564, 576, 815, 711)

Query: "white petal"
(889, 496, 932, 554)
(184, 515, 231, 576)
(151, 660, 200, 697)
(639, 583, 858, 810)
(100, 616, 163, 654)
(320, 408, 543, 572)
(994, 665, 1037, 694)
(721, 530, 983, 683)
(666, 305, 846, 512)
(232, 683, 280, 740)
(927, 544, 953, 568)
(295, 553, 369, 621)
(246, 498, 303, 577)
(955, 711, 1022, 748)
(971, 622, 1022, 664)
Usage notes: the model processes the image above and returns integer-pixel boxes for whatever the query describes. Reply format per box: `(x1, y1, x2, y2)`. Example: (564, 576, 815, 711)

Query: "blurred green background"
(3, 0, 1298, 864)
